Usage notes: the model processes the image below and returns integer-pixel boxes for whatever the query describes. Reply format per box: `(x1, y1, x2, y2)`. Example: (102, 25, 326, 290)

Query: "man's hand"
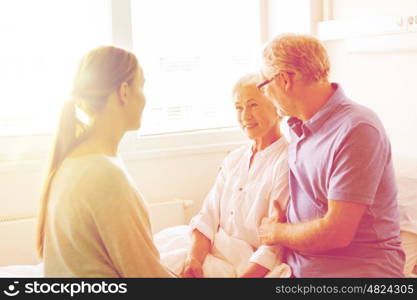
(181, 255, 203, 278)
(259, 201, 285, 245)
(260, 199, 368, 254)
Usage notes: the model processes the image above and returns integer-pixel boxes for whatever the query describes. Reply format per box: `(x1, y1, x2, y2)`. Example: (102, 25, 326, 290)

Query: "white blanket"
(0, 263, 43, 278)
(154, 225, 291, 278)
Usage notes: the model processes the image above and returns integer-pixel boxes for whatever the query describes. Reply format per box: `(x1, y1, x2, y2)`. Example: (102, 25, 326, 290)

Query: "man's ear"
(118, 82, 129, 106)
(278, 71, 293, 92)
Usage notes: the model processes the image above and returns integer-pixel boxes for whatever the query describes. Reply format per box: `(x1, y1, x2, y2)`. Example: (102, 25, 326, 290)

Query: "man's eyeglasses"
(256, 74, 278, 93)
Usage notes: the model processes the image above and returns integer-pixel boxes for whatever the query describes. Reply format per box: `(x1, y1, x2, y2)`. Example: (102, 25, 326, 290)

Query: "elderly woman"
(155, 73, 290, 277)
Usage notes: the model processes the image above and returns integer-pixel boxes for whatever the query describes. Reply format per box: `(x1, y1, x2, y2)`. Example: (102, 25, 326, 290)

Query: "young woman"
(36, 46, 172, 277)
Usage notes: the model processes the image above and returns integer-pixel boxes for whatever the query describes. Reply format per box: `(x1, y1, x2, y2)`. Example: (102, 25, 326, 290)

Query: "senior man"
(258, 33, 405, 277)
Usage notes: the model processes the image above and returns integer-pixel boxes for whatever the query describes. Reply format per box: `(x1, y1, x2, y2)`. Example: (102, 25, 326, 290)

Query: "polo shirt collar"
(288, 83, 346, 137)
(304, 83, 346, 134)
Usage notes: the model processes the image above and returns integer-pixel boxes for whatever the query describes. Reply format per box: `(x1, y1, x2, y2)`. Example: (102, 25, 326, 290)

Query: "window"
(0, 0, 313, 138)
(0, 0, 111, 136)
(131, 0, 261, 134)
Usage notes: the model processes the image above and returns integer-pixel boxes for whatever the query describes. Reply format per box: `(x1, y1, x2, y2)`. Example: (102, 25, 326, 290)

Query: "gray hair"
(262, 33, 330, 83)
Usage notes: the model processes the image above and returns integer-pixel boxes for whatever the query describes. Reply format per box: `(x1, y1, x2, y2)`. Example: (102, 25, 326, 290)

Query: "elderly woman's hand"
(272, 200, 286, 222)
(181, 255, 203, 278)
(259, 201, 285, 245)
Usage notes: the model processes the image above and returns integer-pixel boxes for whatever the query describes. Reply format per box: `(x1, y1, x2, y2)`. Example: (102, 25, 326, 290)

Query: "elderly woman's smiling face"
(234, 84, 279, 140)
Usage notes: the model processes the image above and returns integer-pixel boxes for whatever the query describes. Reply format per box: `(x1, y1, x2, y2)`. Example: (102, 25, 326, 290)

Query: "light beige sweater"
(44, 154, 172, 277)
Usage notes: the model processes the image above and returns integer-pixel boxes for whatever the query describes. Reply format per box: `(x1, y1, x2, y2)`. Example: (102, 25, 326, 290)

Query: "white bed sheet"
(0, 263, 43, 278)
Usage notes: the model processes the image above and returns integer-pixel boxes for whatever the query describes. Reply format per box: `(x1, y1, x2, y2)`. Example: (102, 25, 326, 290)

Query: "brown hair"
(36, 46, 139, 258)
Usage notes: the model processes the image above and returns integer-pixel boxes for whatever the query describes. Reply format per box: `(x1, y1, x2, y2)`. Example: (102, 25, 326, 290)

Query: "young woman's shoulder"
(87, 155, 127, 177)
(66, 153, 125, 177)
(59, 154, 133, 200)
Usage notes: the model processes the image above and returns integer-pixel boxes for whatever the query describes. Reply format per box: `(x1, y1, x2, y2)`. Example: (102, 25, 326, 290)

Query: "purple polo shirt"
(286, 83, 405, 277)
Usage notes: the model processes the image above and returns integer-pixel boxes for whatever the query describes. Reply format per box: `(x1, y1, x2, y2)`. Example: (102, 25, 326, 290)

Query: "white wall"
(323, 0, 417, 158)
(265, 0, 322, 40)
(123, 148, 234, 221)
(267, 0, 312, 37)
(332, 0, 417, 19)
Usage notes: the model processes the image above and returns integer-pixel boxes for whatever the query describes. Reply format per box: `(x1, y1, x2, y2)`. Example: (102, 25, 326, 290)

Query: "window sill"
(0, 127, 248, 164)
